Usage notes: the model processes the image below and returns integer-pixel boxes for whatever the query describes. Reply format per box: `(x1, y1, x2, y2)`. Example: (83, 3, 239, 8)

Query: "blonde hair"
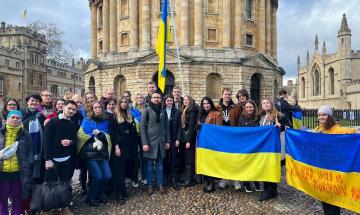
(63, 91, 74, 100)
(260, 98, 283, 122)
(114, 96, 133, 123)
(181, 95, 195, 128)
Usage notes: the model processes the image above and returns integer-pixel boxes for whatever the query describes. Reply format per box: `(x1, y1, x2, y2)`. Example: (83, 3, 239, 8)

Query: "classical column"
(102, 0, 110, 52)
(181, 0, 189, 47)
(194, 0, 203, 48)
(258, 0, 266, 53)
(271, 5, 277, 58)
(109, 0, 117, 52)
(129, 0, 139, 50)
(234, 0, 242, 48)
(265, 0, 272, 53)
(222, 0, 231, 48)
(141, 0, 151, 49)
(90, 3, 98, 58)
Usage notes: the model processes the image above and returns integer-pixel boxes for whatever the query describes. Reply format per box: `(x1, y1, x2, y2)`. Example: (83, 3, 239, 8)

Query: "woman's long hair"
(200, 96, 216, 113)
(135, 93, 145, 110)
(87, 101, 106, 120)
(181, 95, 195, 128)
(114, 96, 133, 123)
(52, 99, 65, 113)
(260, 99, 282, 122)
(323, 115, 336, 130)
(242, 99, 258, 119)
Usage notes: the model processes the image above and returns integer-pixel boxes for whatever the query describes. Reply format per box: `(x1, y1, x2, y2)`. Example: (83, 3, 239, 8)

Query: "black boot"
(170, 175, 180, 191)
(116, 192, 125, 205)
(258, 182, 277, 201)
(181, 165, 195, 187)
(203, 181, 215, 193)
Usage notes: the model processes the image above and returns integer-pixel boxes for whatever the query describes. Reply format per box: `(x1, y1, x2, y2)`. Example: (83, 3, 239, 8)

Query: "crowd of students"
(0, 81, 356, 215)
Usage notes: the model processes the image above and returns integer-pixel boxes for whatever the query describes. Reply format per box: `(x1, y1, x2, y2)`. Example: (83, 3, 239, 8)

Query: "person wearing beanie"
(313, 105, 360, 215)
(0, 110, 33, 215)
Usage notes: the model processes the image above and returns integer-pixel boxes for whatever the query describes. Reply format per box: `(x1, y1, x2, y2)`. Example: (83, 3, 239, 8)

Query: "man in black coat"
(275, 89, 301, 125)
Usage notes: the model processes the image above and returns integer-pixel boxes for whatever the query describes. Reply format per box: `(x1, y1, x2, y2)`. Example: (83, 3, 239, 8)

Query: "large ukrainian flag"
(196, 125, 281, 182)
(286, 128, 360, 213)
(155, 0, 169, 93)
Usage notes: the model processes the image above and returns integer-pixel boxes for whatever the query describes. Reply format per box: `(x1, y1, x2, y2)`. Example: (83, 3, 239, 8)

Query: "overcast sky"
(1, 0, 359, 82)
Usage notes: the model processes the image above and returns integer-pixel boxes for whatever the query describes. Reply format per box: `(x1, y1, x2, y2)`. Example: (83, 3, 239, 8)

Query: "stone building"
(297, 14, 360, 109)
(85, 0, 284, 104)
(0, 21, 85, 107)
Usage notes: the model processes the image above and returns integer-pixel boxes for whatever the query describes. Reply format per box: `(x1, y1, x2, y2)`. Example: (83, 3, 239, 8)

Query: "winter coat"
(275, 98, 302, 123)
(140, 108, 170, 159)
(314, 124, 358, 134)
(108, 115, 138, 160)
(0, 125, 34, 199)
(167, 108, 182, 143)
(204, 110, 223, 125)
(181, 105, 199, 143)
(238, 116, 260, 127)
(216, 99, 241, 126)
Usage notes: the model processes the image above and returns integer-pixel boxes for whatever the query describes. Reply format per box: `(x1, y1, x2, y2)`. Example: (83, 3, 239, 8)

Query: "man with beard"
(144, 82, 157, 108)
(140, 92, 171, 195)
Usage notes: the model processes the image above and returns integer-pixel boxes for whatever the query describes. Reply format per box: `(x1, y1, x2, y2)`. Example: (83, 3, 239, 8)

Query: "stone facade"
(297, 14, 360, 109)
(0, 22, 85, 107)
(85, 0, 283, 103)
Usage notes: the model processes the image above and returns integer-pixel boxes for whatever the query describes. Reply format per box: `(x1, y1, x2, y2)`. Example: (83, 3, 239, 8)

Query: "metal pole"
(168, 0, 185, 95)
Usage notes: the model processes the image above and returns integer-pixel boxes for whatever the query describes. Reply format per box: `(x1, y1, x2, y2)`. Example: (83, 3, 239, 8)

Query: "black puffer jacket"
(0, 125, 34, 199)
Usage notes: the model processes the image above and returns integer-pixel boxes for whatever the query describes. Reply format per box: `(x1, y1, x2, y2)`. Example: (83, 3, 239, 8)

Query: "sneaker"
(132, 181, 139, 188)
(141, 178, 147, 185)
(244, 183, 253, 193)
(218, 179, 228, 189)
(233, 181, 242, 190)
(253, 182, 263, 192)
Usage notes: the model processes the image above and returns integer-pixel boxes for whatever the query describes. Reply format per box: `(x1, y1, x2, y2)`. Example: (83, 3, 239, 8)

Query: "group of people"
(0, 81, 355, 215)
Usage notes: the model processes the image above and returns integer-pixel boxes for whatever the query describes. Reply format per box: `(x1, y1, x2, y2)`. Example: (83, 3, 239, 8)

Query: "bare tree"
(29, 21, 80, 65)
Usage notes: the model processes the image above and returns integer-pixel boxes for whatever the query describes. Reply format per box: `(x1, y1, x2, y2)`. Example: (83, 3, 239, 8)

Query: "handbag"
(0, 141, 19, 160)
(30, 167, 72, 211)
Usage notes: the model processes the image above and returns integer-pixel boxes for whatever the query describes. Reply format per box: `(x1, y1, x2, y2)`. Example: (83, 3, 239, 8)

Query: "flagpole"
(168, 0, 185, 96)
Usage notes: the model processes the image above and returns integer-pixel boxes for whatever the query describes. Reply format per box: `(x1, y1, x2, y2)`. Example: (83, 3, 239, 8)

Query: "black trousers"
(164, 143, 179, 177)
(321, 202, 340, 215)
(110, 155, 126, 192)
(263, 182, 277, 194)
(46, 159, 71, 182)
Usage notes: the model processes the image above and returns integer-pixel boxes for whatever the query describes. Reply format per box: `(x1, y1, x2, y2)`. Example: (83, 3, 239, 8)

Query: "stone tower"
(85, 0, 283, 103)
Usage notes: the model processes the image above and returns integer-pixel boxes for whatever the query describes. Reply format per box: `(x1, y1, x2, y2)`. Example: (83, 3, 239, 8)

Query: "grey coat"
(140, 108, 170, 159)
(0, 125, 34, 199)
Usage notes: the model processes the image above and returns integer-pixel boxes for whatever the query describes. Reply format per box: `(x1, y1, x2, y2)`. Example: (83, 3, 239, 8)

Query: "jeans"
(145, 149, 164, 186)
(0, 180, 21, 215)
(86, 160, 112, 201)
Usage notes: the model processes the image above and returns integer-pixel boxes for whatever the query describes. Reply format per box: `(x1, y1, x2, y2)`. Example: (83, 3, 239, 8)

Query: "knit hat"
(7, 110, 23, 121)
(317, 105, 333, 116)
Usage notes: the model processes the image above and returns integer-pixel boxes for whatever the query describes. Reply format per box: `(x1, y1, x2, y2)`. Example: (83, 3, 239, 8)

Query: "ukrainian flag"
(292, 111, 303, 130)
(155, 0, 169, 93)
(196, 125, 281, 182)
(286, 128, 360, 213)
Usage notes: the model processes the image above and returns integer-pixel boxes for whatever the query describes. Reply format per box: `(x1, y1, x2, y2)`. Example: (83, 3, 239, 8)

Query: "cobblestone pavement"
(68, 168, 357, 215)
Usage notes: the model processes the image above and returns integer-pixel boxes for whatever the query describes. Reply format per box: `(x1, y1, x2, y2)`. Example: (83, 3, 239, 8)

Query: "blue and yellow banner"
(285, 128, 360, 213)
(196, 125, 281, 183)
(155, 0, 169, 93)
(292, 111, 303, 130)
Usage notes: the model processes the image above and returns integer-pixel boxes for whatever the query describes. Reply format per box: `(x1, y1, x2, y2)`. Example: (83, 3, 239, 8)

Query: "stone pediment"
(83, 59, 102, 73)
(240, 54, 279, 69)
(136, 51, 192, 65)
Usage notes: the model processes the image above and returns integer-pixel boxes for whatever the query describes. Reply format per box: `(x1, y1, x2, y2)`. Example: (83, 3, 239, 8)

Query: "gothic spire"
(297, 55, 300, 65)
(306, 50, 310, 66)
(322, 41, 326, 54)
(315, 35, 319, 51)
(339, 13, 351, 33)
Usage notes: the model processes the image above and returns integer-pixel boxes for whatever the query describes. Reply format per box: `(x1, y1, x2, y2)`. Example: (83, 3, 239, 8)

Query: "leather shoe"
(146, 185, 154, 195)
(159, 185, 167, 194)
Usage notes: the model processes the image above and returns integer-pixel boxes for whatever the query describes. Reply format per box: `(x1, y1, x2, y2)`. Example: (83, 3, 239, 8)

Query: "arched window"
(206, 73, 221, 99)
(152, 70, 175, 95)
(301, 77, 305, 98)
(328, 68, 335, 95)
(114, 75, 126, 97)
(250, 73, 262, 106)
(314, 69, 320, 96)
(89, 76, 95, 93)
